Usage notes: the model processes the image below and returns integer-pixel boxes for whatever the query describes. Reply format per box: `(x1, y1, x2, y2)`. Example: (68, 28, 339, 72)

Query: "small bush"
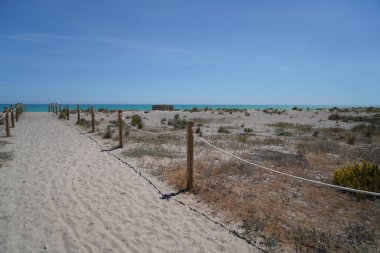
(160, 118, 167, 124)
(131, 114, 143, 129)
(344, 222, 376, 245)
(195, 127, 202, 136)
(168, 115, 187, 129)
(218, 127, 230, 134)
(276, 129, 292, 136)
(244, 128, 253, 133)
(103, 126, 113, 139)
(332, 161, 380, 195)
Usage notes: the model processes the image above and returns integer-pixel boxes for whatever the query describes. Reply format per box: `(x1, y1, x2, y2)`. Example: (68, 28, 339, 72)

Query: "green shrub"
(195, 127, 202, 136)
(218, 127, 230, 134)
(333, 161, 380, 195)
(276, 129, 292, 136)
(244, 128, 253, 133)
(103, 126, 113, 139)
(131, 114, 143, 129)
(168, 115, 187, 129)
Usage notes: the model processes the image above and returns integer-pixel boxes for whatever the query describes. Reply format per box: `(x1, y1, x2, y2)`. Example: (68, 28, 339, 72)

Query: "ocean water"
(0, 104, 374, 112)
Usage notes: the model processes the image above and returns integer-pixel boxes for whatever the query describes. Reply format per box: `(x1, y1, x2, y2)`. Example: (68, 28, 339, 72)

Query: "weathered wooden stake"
(5, 107, 10, 137)
(15, 106, 19, 122)
(59, 105, 62, 115)
(67, 105, 70, 120)
(77, 105, 80, 124)
(91, 107, 95, 133)
(118, 110, 124, 148)
(10, 106, 15, 128)
(55, 103, 58, 115)
(187, 121, 194, 190)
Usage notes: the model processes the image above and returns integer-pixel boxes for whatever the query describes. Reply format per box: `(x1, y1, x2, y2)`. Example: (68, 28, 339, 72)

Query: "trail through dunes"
(0, 113, 258, 253)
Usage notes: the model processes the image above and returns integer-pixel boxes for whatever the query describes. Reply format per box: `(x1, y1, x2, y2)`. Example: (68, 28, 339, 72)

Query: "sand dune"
(0, 112, 258, 252)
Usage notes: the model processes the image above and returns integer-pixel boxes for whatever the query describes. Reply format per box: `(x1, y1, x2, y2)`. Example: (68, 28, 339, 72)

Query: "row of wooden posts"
(2, 103, 25, 137)
(51, 104, 194, 189)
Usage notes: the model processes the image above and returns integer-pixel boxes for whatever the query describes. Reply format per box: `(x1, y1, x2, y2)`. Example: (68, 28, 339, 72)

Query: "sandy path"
(0, 113, 257, 253)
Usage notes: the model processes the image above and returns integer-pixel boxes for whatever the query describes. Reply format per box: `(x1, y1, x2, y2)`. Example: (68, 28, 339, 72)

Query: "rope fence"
(0, 103, 24, 137)
(54, 104, 380, 197)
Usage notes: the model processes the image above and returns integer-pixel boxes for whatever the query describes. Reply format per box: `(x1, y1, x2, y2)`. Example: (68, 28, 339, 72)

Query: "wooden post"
(187, 121, 194, 190)
(15, 106, 19, 122)
(77, 105, 80, 124)
(48, 104, 50, 112)
(55, 103, 58, 115)
(118, 110, 124, 148)
(67, 105, 70, 120)
(59, 105, 62, 115)
(5, 107, 10, 137)
(91, 107, 95, 133)
(10, 106, 14, 128)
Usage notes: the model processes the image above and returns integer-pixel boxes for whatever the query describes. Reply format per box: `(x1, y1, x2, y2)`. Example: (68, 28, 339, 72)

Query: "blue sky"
(0, 0, 379, 105)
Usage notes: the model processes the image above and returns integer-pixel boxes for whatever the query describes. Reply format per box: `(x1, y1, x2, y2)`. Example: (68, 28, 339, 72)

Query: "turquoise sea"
(1, 104, 376, 112)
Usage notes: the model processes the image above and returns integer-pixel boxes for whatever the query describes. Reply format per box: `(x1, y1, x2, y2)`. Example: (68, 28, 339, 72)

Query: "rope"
(194, 135, 380, 197)
(0, 112, 6, 121)
(122, 118, 186, 135)
(0, 113, 6, 133)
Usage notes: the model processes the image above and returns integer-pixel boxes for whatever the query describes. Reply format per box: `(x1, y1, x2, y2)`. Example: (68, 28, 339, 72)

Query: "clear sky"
(0, 0, 379, 105)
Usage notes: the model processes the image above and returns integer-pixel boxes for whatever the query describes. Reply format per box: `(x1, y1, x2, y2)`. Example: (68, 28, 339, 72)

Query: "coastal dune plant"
(168, 114, 187, 129)
(131, 114, 143, 129)
(332, 161, 380, 195)
(103, 125, 114, 139)
(218, 127, 230, 134)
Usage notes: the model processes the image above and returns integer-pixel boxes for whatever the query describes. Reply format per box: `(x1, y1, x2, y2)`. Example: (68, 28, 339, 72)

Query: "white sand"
(0, 113, 257, 253)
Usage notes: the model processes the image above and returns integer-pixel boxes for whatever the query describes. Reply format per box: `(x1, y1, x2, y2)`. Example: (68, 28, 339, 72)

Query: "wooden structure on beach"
(152, 105, 174, 111)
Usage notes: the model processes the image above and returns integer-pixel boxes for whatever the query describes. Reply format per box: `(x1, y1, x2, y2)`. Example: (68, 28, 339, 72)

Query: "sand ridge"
(0, 112, 258, 252)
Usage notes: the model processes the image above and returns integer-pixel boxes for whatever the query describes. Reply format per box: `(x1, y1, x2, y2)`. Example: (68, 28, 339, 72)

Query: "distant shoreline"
(1, 104, 379, 112)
